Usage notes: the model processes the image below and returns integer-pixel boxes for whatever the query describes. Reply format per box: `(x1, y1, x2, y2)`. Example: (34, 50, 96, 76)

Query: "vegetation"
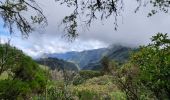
(0, 0, 170, 99)
(107, 33, 170, 100)
(71, 75, 126, 100)
(49, 45, 134, 70)
(36, 57, 79, 72)
(56, 0, 170, 37)
(73, 70, 102, 85)
(1, 0, 169, 38)
(0, 43, 47, 99)
(131, 33, 170, 99)
(0, 0, 47, 36)
(0, 33, 169, 99)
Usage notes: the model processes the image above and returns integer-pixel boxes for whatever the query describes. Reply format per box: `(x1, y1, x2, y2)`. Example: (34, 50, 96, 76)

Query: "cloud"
(0, 33, 107, 57)
(0, 0, 170, 57)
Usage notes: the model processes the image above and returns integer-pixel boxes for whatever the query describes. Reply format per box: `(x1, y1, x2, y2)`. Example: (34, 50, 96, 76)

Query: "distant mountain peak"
(41, 44, 136, 70)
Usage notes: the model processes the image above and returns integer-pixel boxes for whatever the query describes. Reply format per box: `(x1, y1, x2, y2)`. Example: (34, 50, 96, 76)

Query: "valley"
(43, 45, 135, 70)
(0, 0, 170, 99)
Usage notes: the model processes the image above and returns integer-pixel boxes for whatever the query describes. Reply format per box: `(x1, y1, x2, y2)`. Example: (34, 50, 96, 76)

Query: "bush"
(110, 91, 127, 100)
(131, 33, 170, 99)
(79, 70, 103, 79)
(73, 70, 102, 85)
(77, 90, 99, 100)
(0, 44, 47, 99)
(72, 75, 125, 100)
(73, 75, 86, 85)
(0, 80, 31, 99)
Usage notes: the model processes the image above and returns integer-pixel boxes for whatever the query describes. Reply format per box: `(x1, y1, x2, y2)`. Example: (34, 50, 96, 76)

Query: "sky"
(0, 0, 170, 57)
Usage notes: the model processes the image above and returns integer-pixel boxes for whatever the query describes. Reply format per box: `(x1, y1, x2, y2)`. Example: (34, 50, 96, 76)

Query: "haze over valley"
(0, 0, 170, 99)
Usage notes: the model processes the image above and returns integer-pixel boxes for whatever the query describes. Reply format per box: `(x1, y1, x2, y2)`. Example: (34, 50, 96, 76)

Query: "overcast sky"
(0, 0, 170, 57)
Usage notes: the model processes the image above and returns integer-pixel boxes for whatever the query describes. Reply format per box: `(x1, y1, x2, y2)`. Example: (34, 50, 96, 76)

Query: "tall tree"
(100, 56, 110, 74)
(131, 33, 170, 99)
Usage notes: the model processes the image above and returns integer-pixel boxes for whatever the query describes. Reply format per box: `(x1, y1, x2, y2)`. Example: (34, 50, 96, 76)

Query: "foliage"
(76, 90, 99, 100)
(0, 0, 169, 38)
(0, 44, 47, 99)
(56, 0, 170, 38)
(115, 63, 143, 100)
(100, 56, 110, 74)
(100, 56, 120, 75)
(37, 33, 169, 100)
(79, 70, 102, 79)
(0, 0, 47, 36)
(34, 80, 75, 100)
(110, 91, 127, 100)
(96, 33, 170, 100)
(36, 57, 79, 72)
(0, 43, 22, 75)
(0, 79, 31, 99)
(72, 75, 126, 100)
(73, 70, 102, 85)
(72, 75, 85, 86)
(40, 86, 74, 100)
(0, 34, 169, 100)
(137, 0, 170, 17)
(0, 71, 8, 80)
(131, 33, 170, 99)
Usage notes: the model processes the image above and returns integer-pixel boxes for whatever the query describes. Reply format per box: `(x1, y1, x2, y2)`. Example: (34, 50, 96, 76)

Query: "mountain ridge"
(44, 45, 136, 70)
(36, 57, 79, 71)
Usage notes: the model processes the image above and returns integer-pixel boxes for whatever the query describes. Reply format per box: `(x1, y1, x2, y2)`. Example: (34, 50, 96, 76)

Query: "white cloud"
(0, 0, 170, 58)
(1, 34, 108, 57)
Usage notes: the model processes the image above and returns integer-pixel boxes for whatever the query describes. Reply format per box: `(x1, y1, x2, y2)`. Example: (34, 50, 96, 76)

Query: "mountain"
(82, 62, 102, 70)
(47, 48, 108, 69)
(107, 45, 134, 62)
(36, 58, 79, 72)
(46, 45, 136, 70)
(82, 45, 135, 70)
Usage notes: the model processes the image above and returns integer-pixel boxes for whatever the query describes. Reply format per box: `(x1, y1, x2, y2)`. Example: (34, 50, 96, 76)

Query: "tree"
(0, 0, 47, 37)
(131, 33, 170, 99)
(56, 0, 170, 38)
(100, 56, 110, 74)
(106, 33, 170, 100)
(0, 44, 47, 99)
(115, 63, 140, 100)
(0, 42, 22, 75)
(1, 0, 170, 38)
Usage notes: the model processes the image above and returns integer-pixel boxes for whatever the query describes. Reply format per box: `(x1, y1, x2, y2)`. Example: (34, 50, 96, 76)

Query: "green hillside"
(36, 57, 79, 72)
(47, 48, 107, 69)
(47, 45, 136, 70)
(0, 33, 169, 100)
(0, 44, 47, 99)
(82, 45, 137, 70)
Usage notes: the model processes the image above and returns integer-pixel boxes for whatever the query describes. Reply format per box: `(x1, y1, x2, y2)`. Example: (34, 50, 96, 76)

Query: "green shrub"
(77, 90, 99, 100)
(0, 80, 31, 99)
(73, 75, 86, 85)
(110, 91, 126, 100)
(72, 75, 125, 100)
(79, 70, 103, 79)
(0, 44, 47, 99)
(47, 87, 65, 100)
(73, 70, 102, 85)
(131, 33, 170, 99)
